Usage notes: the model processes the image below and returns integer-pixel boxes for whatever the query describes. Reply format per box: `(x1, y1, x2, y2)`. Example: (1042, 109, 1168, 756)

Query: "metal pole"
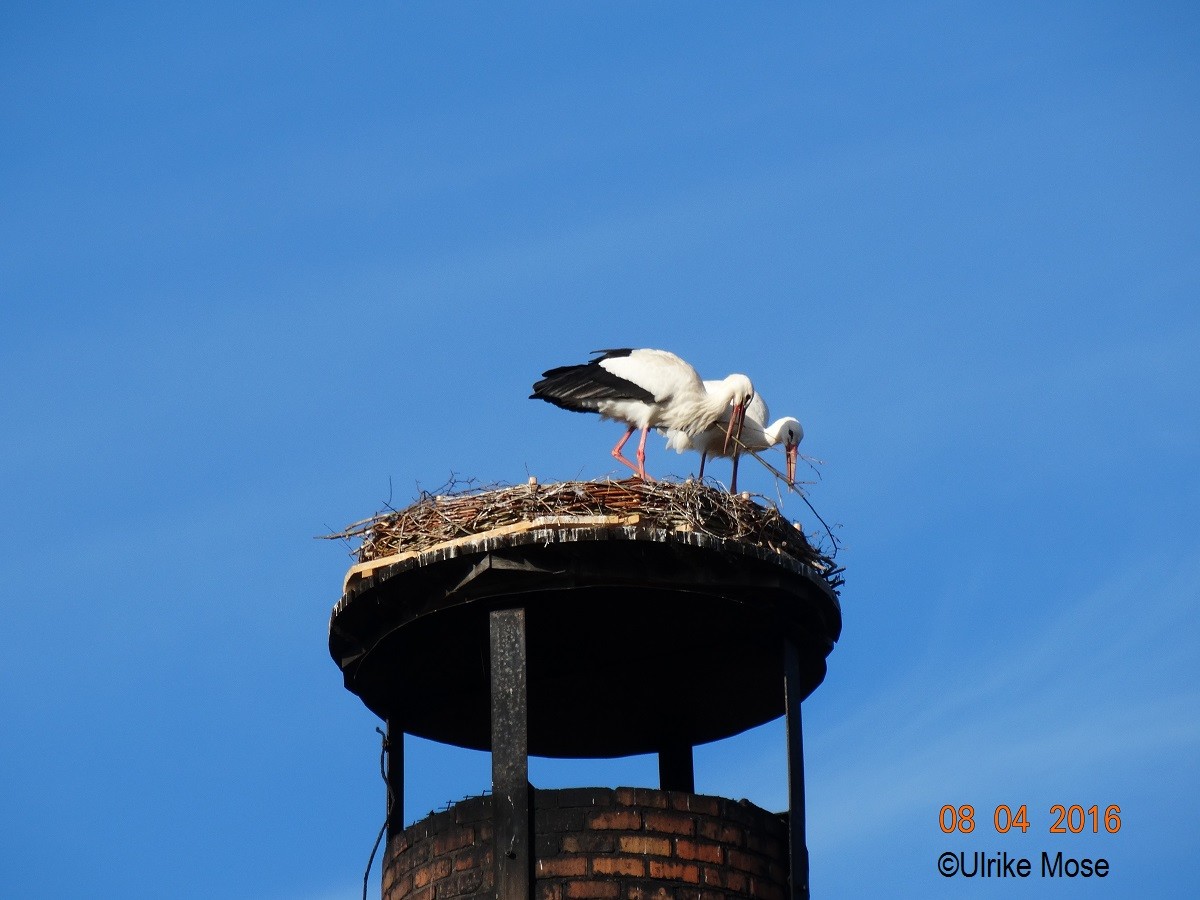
(385, 720, 403, 839)
(658, 744, 695, 793)
(490, 608, 531, 900)
(784, 639, 810, 898)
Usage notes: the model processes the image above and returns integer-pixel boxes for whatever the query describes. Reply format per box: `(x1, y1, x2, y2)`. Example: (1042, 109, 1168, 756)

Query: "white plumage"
(664, 382, 803, 491)
(530, 348, 754, 481)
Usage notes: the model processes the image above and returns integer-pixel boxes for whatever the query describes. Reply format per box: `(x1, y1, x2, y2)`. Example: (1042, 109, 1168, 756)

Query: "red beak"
(723, 402, 746, 454)
(786, 442, 798, 487)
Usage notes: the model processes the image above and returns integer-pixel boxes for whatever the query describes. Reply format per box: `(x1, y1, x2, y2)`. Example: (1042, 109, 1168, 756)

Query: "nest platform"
(328, 479, 842, 758)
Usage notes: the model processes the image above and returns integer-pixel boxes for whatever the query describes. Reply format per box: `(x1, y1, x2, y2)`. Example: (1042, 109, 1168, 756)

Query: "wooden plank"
(490, 608, 530, 900)
(343, 515, 641, 591)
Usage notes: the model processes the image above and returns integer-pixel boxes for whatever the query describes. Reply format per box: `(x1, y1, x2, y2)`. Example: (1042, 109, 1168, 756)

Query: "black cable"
(362, 727, 393, 900)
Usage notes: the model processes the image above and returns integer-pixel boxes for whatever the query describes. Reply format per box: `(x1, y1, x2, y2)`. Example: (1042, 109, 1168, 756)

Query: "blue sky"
(2, 2, 1198, 897)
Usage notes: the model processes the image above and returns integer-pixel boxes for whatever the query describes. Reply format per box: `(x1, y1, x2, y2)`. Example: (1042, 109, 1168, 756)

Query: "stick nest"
(326, 478, 843, 592)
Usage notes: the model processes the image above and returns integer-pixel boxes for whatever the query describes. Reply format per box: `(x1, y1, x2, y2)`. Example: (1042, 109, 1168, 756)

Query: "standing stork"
(664, 385, 803, 492)
(530, 348, 754, 480)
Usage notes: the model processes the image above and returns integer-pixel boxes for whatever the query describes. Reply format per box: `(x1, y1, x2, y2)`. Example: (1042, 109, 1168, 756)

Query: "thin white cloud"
(808, 547, 1200, 848)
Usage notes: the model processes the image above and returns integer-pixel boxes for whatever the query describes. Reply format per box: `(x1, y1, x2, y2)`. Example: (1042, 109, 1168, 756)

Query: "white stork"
(664, 384, 803, 492)
(530, 348, 754, 480)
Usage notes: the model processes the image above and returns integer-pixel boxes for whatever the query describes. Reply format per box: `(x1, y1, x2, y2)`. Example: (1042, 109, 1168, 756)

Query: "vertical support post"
(490, 608, 531, 900)
(784, 639, 811, 899)
(658, 744, 695, 793)
(385, 720, 404, 839)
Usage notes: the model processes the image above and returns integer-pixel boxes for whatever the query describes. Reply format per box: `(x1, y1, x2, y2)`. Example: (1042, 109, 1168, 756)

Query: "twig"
(743, 449, 842, 559)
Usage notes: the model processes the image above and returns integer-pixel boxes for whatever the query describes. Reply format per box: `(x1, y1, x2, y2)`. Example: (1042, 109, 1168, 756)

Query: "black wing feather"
(530, 354, 655, 413)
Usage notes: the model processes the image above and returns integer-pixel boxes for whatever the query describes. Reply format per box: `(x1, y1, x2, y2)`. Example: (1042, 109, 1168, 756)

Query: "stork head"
(721, 374, 755, 454)
(774, 417, 804, 486)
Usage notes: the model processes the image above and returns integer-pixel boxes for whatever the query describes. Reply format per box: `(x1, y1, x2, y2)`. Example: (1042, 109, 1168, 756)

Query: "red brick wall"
(383, 787, 788, 900)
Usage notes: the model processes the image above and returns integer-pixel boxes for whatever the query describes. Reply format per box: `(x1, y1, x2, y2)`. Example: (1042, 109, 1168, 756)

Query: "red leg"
(635, 426, 653, 480)
(698, 452, 708, 481)
(730, 453, 740, 493)
(610, 426, 643, 477)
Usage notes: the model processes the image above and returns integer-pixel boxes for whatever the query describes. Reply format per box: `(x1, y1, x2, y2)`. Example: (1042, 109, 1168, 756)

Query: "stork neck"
(764, 419, 786, 446)
(666, 373, 751, 435)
